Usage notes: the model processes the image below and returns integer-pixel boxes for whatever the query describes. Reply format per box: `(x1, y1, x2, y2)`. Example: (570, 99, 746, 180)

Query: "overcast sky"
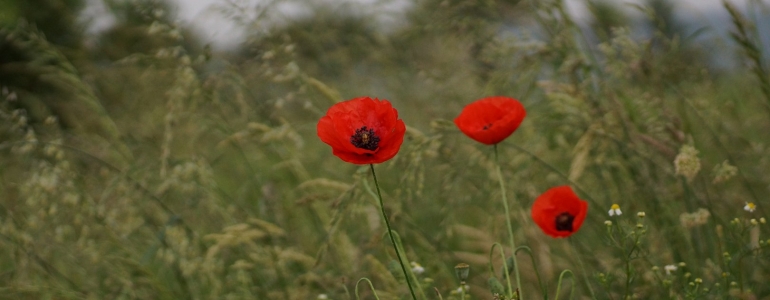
(86, 0, 759, 50)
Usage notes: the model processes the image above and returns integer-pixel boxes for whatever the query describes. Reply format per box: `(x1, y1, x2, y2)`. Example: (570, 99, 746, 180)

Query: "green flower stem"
(390, 231, 427, 300)
(369, 164, 418, 300)
(355, 277, 382, 300)
(490, 243, 514, 298)
(515, 246, 547, 299)
(494, 144, 523, 299)
(555, 269, 575, 300)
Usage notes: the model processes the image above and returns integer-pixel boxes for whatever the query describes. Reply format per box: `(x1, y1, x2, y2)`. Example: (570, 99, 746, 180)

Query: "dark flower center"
(555, 212, 575, 232)
(350, 126, 380, 151)
(482, 123, 493, 130)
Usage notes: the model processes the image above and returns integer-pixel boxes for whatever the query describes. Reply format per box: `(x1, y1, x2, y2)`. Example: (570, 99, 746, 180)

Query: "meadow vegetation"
(1, 0, 769, 299)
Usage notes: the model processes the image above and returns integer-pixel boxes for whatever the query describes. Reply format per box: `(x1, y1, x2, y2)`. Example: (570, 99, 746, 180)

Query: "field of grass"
(1, 0, 770, 299)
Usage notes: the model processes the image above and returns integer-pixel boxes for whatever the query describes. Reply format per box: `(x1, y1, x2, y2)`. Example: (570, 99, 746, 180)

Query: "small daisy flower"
(410, 261, 425, 275)
(317, 294, 328, 300)
(608, 204, 622, 216)
(745, 202, 756, 213)
(664, 264, 678, 275)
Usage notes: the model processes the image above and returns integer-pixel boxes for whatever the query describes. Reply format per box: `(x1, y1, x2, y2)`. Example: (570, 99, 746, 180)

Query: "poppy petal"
(531, 186, 589, 238)
(455, 96, 526, 145)
(317, 97, 406, 165)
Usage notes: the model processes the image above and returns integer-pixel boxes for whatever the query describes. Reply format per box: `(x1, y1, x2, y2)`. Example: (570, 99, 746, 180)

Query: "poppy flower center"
(555, 212, 575, 232)
(350, 126, 380, 151)
(482, 123, 493, 130)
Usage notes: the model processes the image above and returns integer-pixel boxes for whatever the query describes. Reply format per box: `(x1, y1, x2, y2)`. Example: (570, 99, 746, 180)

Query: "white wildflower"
(664, 264, 678, 275)
(411, 261, 425, 275)
(608, 204, 622, 216)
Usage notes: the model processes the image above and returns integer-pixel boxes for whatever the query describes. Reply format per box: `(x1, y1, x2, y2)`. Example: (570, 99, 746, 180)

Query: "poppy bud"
(455, 263, 470, 283)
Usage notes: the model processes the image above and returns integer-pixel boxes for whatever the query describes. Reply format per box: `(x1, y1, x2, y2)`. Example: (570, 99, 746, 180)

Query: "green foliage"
(0, 0, 86, 49)
(1, 0, 770, 299)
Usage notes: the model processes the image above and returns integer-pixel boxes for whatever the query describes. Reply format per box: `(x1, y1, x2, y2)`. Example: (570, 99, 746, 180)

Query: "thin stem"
(507, 143, 600, 207)
(434, 287, 444, 300)
(494, 144, 523, 299)
(569, 238, 597, 300)
(555, 269, 576, 300)
(389, 231, 427, 299)
(369, 164, 418, 300)
(490, 243, 514, 298)
(355, 277, 382, 300)
(515, 246, 547, 299)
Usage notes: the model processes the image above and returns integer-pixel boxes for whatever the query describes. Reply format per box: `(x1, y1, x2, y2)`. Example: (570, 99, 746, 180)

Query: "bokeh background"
(1, 0, 769, 299)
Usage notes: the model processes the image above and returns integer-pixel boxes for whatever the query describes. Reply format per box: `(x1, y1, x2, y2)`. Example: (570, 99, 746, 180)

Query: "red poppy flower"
(531, 186, 589, 238)
(454, 96, 526, 145)
(317, 97, 406, 165)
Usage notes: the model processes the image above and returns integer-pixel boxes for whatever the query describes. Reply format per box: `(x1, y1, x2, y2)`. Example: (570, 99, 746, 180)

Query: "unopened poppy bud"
(455, 263, 470, 283)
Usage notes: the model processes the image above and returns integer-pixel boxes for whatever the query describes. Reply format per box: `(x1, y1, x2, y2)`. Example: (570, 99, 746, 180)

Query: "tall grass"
(1, 0, 769, 299)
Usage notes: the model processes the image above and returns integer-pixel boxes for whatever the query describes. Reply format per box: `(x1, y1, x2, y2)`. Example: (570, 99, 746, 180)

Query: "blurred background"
(1, 0, 770, 299)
